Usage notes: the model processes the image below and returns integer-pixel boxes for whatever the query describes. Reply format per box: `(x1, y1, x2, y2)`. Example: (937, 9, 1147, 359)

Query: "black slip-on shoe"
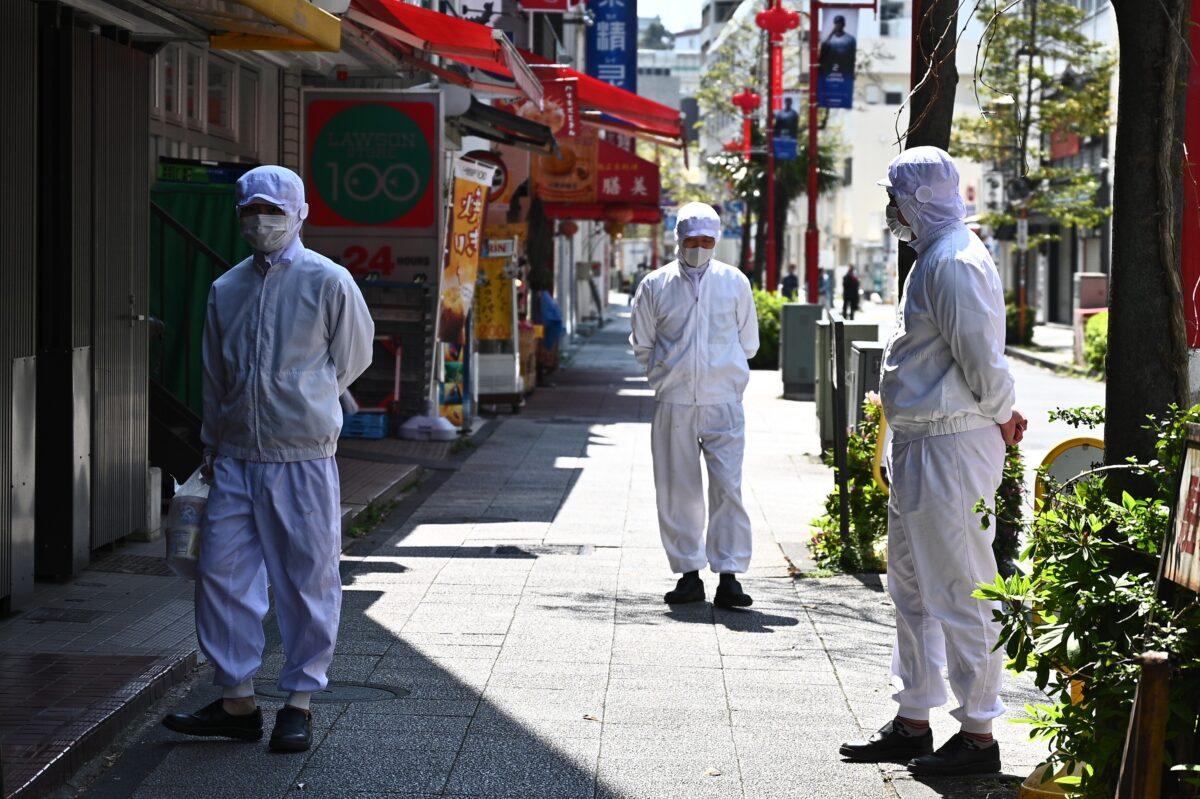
(907, 733, 1001, 776)
(840, 721, 934, 762)
(713, 575, 753, 609)
(664, 571, 705, 604)
(269, 706, 313, 752)
(162, 698, 263, 742)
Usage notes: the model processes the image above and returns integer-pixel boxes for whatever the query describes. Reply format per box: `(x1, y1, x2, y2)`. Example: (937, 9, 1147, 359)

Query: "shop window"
(207, 59, 235, 137)
(185, 49, 202, 125)
(239, 69, 259, 150)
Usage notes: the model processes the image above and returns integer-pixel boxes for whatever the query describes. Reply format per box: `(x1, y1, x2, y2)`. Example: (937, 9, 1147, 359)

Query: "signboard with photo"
(1165, 424, 1200, 593)
(817, 9, 858, 109)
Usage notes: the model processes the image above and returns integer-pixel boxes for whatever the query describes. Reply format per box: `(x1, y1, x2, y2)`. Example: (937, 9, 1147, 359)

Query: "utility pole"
(805, 2, 820, 302)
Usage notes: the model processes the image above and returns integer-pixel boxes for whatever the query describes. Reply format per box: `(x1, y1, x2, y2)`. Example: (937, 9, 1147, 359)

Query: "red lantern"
(557, 220, 579, 237)
(731, 88, 761, 161)
(722, 139, 744, 154)
(605, 207, 635, 225)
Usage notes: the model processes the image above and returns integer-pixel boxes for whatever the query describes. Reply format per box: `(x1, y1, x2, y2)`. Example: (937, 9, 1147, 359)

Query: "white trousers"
(887, 425, 1006, 734)
(651, 402, 753, 574)
(196, 456, 342, 694)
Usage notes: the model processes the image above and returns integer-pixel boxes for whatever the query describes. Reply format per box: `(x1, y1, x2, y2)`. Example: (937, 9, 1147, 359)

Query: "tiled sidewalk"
(69, 303, 1050, 799)
(0, 452, 424, 799)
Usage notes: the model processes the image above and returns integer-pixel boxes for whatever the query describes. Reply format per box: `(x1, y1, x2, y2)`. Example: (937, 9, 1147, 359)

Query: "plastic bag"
(165, 467, 209, 580)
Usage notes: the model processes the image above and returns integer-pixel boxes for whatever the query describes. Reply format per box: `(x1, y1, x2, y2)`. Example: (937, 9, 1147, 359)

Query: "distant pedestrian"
(839, 146, 1026, 776)
(841, 267, 860, 319)
(780, 264, 800, 300)
(629, 202, 759, 610)
(162, 166, 373, 753)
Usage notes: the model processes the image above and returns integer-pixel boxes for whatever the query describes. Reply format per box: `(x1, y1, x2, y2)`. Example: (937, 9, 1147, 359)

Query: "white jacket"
(879, 147, 1015, 444)
(629, 260, 759, 405)
(201, 238, 375, 462)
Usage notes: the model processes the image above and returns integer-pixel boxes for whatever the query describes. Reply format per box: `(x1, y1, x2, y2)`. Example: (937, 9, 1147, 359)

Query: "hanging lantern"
(603, 220, 625, 238)
(723, 139, 744, 154)
(730, 88, 762, 115)
(557, 220, 579, 237)
(605, 207, 635, 225)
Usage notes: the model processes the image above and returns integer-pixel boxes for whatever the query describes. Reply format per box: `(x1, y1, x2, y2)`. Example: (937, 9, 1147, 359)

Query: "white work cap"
(674, 202, 722, 243)
(236, 165, 310, 220)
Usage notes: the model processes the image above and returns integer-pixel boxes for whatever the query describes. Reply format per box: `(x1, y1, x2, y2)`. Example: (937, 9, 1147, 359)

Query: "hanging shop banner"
(533, 125, 598, 203)
(303, 89, 443, 283)
(586, 0, 637, 92)
(440, 158, 498, 346)
(1165, 424, 1200, 593)
(817, 8, 858, 109)
(495, 79, 580, 142)
(597, 138, 660, 206)
(475, 256, 515, 341)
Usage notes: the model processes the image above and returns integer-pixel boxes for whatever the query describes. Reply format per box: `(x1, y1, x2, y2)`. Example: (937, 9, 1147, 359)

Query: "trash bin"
(815, 319, 879, 450)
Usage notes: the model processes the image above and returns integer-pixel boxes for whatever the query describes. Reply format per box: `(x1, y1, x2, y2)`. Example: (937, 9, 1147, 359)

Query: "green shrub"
(749, 289, 784, 370)
(1005, 292, 1034, 346)
(810, 399, 889, 572)
(976, 404, 1200, 797)
(810, 401, 1027, 575)
(1083, 310, 1108, 375)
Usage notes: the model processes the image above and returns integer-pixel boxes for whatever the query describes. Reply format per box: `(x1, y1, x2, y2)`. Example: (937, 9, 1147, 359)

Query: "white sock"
(287, 691, 312, 711)
(222, 680, 255, 700)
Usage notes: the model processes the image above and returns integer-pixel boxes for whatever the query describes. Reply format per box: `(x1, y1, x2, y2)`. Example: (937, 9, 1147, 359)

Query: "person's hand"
(999, 410, 1027, 446)
(200, 452, 215, 485)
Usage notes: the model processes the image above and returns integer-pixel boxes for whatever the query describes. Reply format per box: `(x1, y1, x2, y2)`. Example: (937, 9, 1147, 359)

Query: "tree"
(952, 1, 1115, 249)
(896, 0, 960, 290)
(639, 17, 675, 50)
(1105, 0, 1189, 479)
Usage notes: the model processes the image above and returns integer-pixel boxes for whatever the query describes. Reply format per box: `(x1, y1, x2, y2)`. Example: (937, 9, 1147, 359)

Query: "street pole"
(805, 0, 820, 303)
(766, 12, 780, 293)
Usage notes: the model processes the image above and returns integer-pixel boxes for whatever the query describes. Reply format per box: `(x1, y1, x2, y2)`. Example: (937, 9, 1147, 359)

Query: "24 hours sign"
(303, 90, 444, 284)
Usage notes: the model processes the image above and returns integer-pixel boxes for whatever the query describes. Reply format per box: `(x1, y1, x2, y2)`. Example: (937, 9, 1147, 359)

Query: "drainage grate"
(24, 607, 112, 624)
(488, 544, 594, 557)
(254, 681, 408, 703)
(88, 554, 175, 577)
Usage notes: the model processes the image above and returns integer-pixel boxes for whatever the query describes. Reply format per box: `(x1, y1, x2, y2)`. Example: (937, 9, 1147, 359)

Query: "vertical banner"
(439, 159, 497, 427)
(303, 90, 443, 283)
(817, 9, 858, 109)
(586, 0, 637, 92)
(475, 257, 515, 342)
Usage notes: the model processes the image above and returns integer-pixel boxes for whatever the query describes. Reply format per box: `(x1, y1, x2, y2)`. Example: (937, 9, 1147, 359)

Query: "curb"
(340, 464, 425, 550)
(1005, 345, 1098, 380)
(9, 651, 197, 799)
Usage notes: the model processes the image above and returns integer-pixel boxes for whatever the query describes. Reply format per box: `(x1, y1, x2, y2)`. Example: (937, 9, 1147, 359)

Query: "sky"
(637, 0, 703, 33)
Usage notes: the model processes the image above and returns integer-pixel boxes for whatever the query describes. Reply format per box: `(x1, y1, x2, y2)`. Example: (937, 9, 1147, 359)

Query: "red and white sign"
(597, 138, 660, 206)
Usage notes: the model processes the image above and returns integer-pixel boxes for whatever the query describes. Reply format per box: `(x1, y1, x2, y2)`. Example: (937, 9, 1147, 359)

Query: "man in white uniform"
(839, 147, 1026, 775)
(629, 202, 759, 608)
(163, 166, 374, 752)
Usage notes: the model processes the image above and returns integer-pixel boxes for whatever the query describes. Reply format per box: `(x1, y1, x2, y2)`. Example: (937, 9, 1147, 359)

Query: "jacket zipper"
(253, 267, 270, 460)
(692, 271, 701, 404)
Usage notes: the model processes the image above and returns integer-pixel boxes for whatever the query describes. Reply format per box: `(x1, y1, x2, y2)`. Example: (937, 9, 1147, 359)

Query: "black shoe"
(908, 733, 1001, 776)
(664, 571, 705, 604)
(162, 698, 263, 742)
(713, 574, 753, 609)
(269, 706, 313, 752)
(840, 720, 934, 763)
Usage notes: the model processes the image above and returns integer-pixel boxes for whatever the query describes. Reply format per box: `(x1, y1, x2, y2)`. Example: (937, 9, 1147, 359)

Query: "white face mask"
(241, 214, 296, 254)
(885, 204, 914, 242)
(681, 246, 714, 269)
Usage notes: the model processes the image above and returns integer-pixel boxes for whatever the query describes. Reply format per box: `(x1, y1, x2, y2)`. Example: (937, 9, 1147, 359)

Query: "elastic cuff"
(222, 679, 255, 699)
(960, 719, 994, 735)
(897, 706, 930, 722)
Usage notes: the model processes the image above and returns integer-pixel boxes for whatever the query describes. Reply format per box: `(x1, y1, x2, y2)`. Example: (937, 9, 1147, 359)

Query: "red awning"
(347, 0, 543, 105)
(542, 203, 661, 224)
(451, 48, 684, 142)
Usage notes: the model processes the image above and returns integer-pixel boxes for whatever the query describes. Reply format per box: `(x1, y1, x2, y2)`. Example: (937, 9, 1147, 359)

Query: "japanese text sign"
(586, 0, 637, 92)
(440, 159, 497, 346)
(596, 138, 659, 205)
